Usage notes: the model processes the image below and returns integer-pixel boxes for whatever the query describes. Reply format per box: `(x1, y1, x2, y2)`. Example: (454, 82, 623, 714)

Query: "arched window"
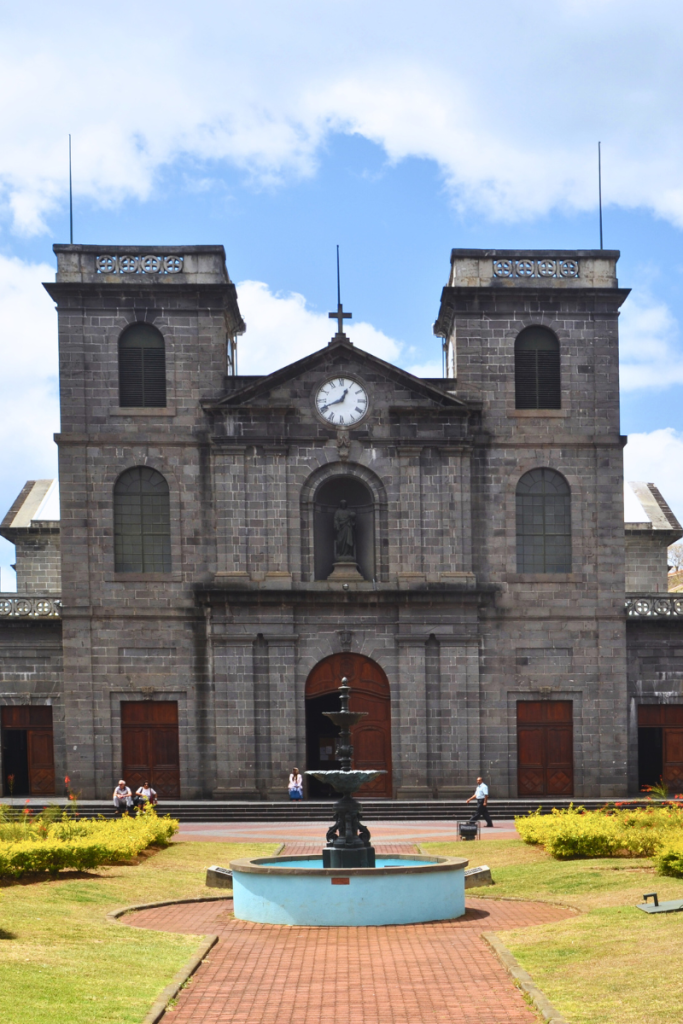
(514, 326, 560, 409)
(118, 324, 167, 407)
(114, 467, 171, 573)
(516, 468, 571, 573)
(313, 477, 374, 580)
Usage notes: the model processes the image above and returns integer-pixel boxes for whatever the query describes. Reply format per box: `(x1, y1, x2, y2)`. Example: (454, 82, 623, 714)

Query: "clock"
(315, 377, 368, 426)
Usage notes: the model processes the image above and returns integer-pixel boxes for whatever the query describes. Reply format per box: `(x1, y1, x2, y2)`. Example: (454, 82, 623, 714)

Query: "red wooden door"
(517, 701, 573, 796)
(305, 653, 392, 797)
(121, 701, 180, 797)
(638, 705, 683, 791)
(1, 705, 55, 795)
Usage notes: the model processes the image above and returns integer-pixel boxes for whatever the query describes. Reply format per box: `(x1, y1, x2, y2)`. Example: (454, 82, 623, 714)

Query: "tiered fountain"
(229, 677, 469, 926)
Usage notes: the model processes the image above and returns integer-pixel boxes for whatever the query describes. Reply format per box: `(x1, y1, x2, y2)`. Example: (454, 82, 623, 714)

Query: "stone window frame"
(505, 460, 584, 581)
(299, 462, 389, 583)
(107, 312, 178, 417)
(100, 454, 183, 582)
(505, 316, 571, 420)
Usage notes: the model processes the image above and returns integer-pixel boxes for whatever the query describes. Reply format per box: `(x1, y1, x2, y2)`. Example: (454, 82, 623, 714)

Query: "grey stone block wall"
(625, 531, 671, 592)
(13, 528, 61, 594)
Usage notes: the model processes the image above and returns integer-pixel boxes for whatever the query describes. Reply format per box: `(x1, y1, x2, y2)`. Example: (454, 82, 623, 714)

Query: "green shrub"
(654, 839, 683, 878)
(0, 810, 178, 878)
(516, 803, 683, 860)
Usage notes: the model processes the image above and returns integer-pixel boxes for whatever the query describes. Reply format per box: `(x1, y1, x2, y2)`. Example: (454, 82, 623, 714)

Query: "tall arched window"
(118, 324, 167, 407)
(516, 468, 571, 573)
(114, 468, 171, 573)
(514, 326, 561, 409)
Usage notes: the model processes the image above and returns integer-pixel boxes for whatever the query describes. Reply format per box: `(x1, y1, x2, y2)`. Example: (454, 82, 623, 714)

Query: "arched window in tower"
(516, 468, 571, 573)
(514, 326, 561, 409)
(114, 467, 171, 573)
(118, 323, 167, 407)
(313, 477, 375, 580)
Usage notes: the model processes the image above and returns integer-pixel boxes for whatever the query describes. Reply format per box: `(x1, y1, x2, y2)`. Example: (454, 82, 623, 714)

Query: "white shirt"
(475, 782, 488, 800)
(288, 774, 303, 791)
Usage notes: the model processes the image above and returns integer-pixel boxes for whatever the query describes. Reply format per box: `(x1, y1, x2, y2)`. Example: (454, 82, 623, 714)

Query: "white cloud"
(619, 293, 683, 390)
(3, 2, 683, 230)
(0, 255, 59, 583)
(624, 429, 683, 526)
(235, 280, 402, 373)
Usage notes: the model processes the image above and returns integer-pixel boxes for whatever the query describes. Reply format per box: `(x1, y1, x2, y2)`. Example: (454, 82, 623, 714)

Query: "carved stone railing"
(625, 596, 683, 618)
(95, 254, 184, 275)
(493, 257, 579, 280)
(0, 596, 61, 619)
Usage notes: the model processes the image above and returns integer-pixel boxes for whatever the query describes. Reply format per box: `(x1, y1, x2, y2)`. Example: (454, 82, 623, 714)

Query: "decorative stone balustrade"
(625, 596, 683, 618)
(0, 596, 61, 619)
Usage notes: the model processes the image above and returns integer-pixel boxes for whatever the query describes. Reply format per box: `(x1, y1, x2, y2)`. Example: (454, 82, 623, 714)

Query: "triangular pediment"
(205, 337, 467, 411)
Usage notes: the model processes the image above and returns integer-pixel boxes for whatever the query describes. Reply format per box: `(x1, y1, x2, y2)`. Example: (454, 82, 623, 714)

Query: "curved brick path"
(127, 895, 574, 1024)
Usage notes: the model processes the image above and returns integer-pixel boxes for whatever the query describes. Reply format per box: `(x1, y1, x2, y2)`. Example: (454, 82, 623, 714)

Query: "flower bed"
(516, 803, 683, 868)
(0, 809, 178, 878)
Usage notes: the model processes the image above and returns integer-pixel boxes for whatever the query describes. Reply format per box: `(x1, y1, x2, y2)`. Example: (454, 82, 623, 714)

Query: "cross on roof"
(329, 302, 352, 338)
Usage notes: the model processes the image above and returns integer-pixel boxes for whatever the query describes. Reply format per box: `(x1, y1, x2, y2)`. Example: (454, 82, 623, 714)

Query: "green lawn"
(0, 841, 276, 1024)
(423, 839, 683, 1024)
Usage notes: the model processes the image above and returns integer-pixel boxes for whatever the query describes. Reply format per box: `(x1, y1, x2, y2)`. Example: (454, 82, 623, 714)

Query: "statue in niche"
(333, 500, 356, 562)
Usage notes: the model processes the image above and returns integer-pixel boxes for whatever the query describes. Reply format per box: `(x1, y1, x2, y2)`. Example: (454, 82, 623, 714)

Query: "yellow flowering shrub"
(653, 838, 683, 878)
(0, 810, 178, 878)
(516, 803, 683, 860)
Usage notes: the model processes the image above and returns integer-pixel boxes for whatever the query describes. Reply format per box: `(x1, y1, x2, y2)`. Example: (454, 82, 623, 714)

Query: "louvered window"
(514, 327, 560, 409)
(516, 468, 571, 573)
(114, 467, 171, 573)
(118, 324, 167, 407)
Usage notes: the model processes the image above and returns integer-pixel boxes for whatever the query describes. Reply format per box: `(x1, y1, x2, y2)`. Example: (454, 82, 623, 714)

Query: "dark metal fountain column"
(305, 677, 386, 868)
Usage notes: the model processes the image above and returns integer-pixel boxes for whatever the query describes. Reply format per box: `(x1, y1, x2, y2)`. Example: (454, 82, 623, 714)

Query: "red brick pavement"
(282, 842, 418, 856)
(127, 896, 574, 1023)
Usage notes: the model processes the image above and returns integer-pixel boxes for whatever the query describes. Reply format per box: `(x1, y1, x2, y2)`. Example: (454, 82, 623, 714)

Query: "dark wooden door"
(305, 653, 392, 797)
(638, 705, 683, 791)
(517, 700, 573, 796)
(121, 701, 180, 797)
(1, 705, 55, 796)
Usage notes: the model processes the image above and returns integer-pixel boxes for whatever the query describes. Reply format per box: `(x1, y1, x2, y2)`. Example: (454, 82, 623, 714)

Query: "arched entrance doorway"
(305, 653, 392, 798)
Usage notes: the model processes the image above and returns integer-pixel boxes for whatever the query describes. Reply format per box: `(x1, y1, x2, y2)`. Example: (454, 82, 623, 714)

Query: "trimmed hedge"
(0, 810, 178, 878)
(516, 804, 683, 862)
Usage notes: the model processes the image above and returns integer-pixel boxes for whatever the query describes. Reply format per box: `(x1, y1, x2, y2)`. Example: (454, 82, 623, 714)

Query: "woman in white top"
(135, 781, 158, 808)
(288, 768, 303, 801)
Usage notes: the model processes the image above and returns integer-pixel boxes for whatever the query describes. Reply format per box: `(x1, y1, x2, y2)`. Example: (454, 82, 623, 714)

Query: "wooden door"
(1, 705, 55, 795)
(305, 653, 392, 797)
(517, 700, 573, 796)
(638, 705, 683, 791)
(121, 701, 180, 797)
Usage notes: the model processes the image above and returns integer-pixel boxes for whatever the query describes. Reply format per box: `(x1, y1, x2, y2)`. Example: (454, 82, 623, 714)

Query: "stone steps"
(5, 796, 642, 822)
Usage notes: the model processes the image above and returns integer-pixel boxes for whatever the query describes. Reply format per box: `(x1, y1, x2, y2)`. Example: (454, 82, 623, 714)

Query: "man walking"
(465, 776, 494, 827)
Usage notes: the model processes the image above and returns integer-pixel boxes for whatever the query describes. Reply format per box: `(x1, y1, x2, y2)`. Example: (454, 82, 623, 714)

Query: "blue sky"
(1, 0, 683, 585)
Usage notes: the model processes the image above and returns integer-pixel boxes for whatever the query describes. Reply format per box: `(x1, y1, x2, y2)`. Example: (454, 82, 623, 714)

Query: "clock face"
(315, 377, 368, 426)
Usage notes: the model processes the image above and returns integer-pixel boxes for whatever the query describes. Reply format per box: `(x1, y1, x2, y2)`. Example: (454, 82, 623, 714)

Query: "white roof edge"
(626, 481, 680, 530)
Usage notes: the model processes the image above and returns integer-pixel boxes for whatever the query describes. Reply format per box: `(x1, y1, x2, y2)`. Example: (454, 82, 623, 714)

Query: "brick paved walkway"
(282, 841, 418, 856)
(127, 896, 574, 1023)
(175, 820, 519, 843)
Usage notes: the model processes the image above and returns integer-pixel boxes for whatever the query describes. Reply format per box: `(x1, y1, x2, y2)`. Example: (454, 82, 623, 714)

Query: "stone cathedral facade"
(1, 243, 683, 802)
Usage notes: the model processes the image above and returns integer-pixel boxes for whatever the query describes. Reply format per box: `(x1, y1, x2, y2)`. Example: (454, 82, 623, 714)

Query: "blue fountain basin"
(229, 853, 469, 926)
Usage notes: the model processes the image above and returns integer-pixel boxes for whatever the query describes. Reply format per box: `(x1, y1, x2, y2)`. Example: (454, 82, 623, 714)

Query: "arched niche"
(313, 476, 374, 581)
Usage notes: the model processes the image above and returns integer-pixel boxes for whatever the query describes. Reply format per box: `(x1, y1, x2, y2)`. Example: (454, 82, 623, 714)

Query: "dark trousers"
(468, 799, 493, 827)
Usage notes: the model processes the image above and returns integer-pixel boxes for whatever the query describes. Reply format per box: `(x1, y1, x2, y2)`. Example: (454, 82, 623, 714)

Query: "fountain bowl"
(305, 769, 385, 794)
(230, 853, 469, 926)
